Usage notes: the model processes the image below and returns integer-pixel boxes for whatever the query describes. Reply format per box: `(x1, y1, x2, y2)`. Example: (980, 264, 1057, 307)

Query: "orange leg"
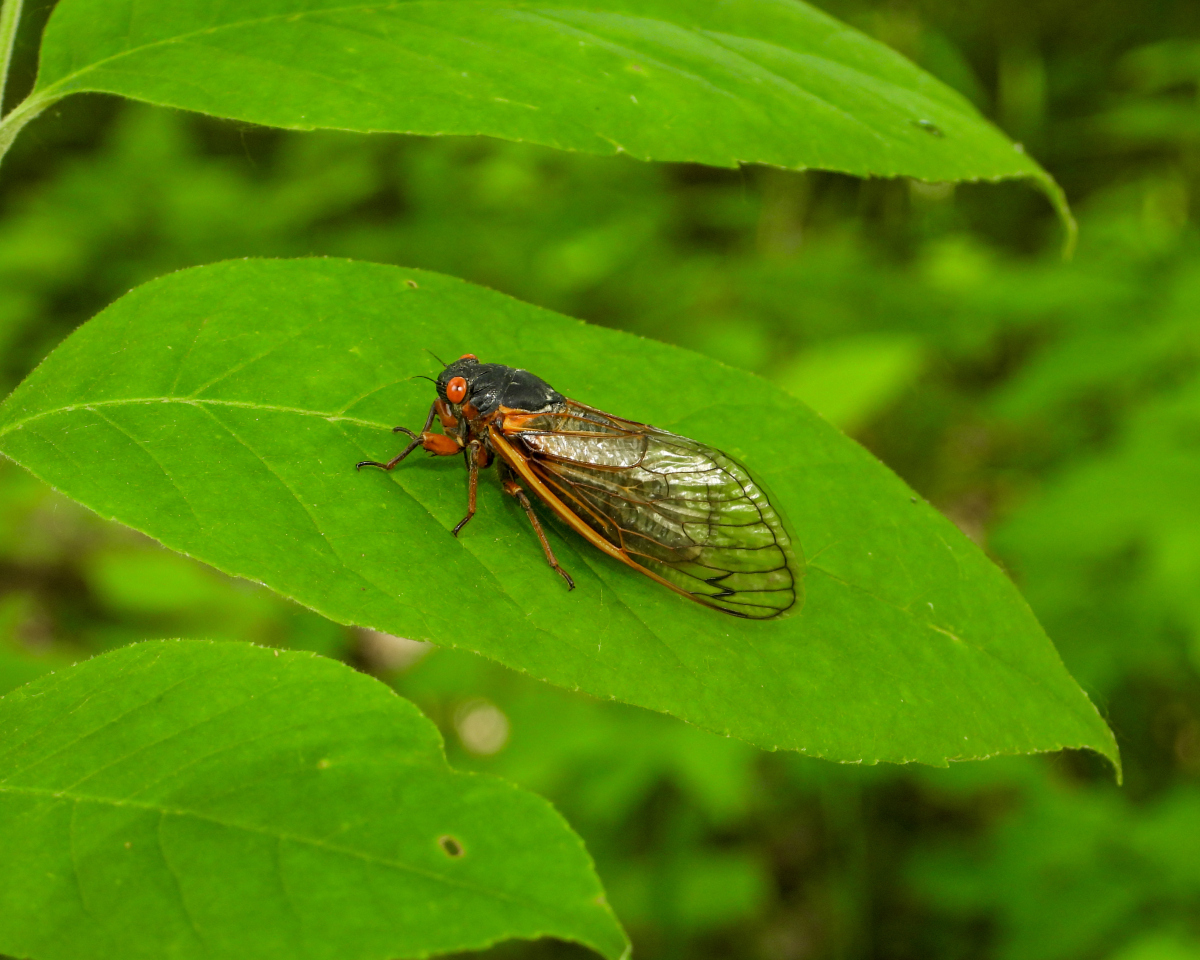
(502, 477, 575, 590)
(452, 440, 483, 536)
(435, 398, 458, 430)
(356, 402, 461, 472)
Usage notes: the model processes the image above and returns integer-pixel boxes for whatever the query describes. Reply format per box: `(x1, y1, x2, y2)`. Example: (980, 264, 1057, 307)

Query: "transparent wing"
(503, 401, 801, 619)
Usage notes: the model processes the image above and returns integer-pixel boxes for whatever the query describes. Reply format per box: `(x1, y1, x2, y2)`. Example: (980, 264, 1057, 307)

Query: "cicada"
(357, 355, 801, 619)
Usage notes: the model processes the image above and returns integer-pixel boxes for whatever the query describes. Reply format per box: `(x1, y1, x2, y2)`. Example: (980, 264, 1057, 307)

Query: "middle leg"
(452, 439, 484, 536)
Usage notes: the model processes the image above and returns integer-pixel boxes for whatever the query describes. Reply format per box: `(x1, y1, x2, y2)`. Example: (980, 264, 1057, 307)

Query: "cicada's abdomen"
(508, 402, 802, 619)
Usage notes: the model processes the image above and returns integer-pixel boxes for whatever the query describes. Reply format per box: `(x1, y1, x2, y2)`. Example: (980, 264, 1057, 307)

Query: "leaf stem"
(0, 88, 52, 169)
(0, 0, 24, 113)
(0, 0, 50, 172)
(1039, 174, 1078, 260)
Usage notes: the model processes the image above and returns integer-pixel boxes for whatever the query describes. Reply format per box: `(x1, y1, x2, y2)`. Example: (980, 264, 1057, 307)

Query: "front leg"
(356, 401, 462, 471)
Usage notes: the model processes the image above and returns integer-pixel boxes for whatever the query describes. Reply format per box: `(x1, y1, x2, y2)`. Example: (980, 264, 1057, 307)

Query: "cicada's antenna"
(407, 374, 438, 385)
(425, 348, 448, 367)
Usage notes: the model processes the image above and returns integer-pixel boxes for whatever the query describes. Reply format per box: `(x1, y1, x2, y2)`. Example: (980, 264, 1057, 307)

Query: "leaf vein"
(91, 407, 205, 531)
(157, 810, 207, 948)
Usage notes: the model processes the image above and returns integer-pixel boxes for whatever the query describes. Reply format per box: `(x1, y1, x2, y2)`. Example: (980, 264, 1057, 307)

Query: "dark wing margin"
(502, 401, 802, 619)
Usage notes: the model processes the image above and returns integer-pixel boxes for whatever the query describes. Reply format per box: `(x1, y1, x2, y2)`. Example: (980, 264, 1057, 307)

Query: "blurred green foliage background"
(3, 0, 1200, 957)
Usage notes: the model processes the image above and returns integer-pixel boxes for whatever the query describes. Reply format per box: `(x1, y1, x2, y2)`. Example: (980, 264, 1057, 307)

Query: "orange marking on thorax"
(497, 406, 557, 433)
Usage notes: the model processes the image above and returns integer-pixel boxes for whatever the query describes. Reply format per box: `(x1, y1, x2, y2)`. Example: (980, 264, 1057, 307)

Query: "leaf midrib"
(0, 394, 1109, 759)
(0, 780, 573, 914)
(36, 0, 937, 133)
(0, 395, 1100, 739)
(0, 396, 388, 436)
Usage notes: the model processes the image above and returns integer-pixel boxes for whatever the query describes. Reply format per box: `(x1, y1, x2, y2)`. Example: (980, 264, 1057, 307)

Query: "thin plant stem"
(0, 0, 25, 116)
(0, 88, 51, 170)
(0, 0, 44, 174)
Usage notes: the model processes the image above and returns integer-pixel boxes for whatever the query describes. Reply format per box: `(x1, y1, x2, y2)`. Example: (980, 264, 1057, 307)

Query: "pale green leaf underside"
(0, 259, 1116, 769)
(0, 640, 627, 960)
(31, 0, 1054, 189)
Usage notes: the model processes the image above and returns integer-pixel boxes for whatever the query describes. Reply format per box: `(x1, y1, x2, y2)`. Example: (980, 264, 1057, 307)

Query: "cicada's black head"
(436, 354, 564, 418)
(435, 355, 481, 406)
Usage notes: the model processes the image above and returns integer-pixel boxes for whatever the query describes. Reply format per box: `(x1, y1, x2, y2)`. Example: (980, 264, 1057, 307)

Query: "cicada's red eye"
(446, 376, 468, 404)
(459, 353, 478, 361)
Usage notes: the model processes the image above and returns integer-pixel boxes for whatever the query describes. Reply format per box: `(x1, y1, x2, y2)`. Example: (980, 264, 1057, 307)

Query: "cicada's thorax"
(436, 358, 567, 462)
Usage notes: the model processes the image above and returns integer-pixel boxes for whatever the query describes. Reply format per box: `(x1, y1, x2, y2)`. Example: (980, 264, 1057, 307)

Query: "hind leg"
(500, 469, 574, 590)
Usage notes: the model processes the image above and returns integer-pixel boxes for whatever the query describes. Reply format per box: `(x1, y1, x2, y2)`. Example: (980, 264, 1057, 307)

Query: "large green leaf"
(11, 0, 1059, 195)
(0, 258, 1116, 769)
(0, 639, 627, 960)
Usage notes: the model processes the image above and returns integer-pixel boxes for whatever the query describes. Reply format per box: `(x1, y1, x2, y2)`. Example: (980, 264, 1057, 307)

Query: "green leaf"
(0, 639, 627, 960)
(0, 258, 1117, 770)
(20, 0, 1058, 193)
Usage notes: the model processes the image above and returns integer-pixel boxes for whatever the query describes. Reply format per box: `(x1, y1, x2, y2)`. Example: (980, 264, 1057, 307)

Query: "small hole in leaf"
(913, 119, 944, 137)
(405, 279, 419, 289)
(438, 835, 465, 858)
